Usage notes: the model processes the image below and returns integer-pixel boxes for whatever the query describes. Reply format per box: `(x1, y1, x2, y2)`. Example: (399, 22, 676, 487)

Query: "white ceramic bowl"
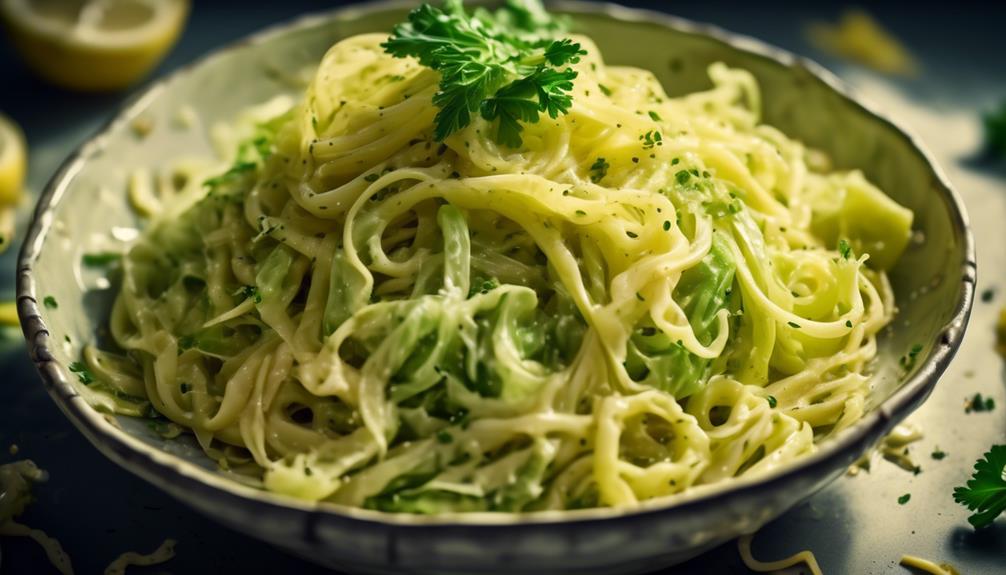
(17, 2, 974, 574)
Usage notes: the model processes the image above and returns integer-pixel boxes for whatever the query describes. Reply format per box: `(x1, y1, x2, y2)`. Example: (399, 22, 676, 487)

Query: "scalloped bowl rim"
(16, 0, 975, 529)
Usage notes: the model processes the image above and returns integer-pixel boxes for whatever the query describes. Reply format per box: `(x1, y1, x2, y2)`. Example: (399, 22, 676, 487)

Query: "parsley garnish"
(953, 445, 1006, 529)
(436, 430, 454, 444)
(931, 448, 947, 460)
(965, 392, 995, 413)
(898, 493, 911, 505)
(68, 361, 95, 385)
(43, 296, 58, 309)
(640, 130, 662, 149)
(238, 285, 262, 304)
(589, 157, 609, 182)
(984, 99, 1006, 158)
(787, 321, 801, 329)
(648, 110, 662, 121)
(767, 395, 778, 408)
(383, 0, 585, 147)
(81, 252, 121, 267)
(838, 238, 853, 260)
(899, 343, 923, 372)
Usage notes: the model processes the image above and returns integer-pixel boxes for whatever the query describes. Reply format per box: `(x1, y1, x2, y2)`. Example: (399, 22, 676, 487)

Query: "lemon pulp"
(0, 0, 190, 91)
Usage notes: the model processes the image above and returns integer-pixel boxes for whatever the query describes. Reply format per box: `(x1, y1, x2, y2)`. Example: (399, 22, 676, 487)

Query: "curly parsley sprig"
(382, 0, 586, 147)
(953, 444, 1006, 529)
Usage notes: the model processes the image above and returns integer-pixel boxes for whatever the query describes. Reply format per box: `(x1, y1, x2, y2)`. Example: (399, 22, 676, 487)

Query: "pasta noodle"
(737, 534, 823, 575)
(85, 18, 913, 512)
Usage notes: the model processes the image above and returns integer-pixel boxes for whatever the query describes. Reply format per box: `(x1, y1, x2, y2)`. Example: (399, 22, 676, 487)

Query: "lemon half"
(0, 112, 26, 206)
(0, 0, 190, 91)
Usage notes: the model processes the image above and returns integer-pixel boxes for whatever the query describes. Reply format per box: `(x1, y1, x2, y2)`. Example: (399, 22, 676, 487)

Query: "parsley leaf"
(68, 361, 95, 385)
(984, 99, 1006, 158)
(953, 445, 1006, 529)
(81, 252, 122, 267)
(589, 157, 609, 183)
(383, 0, 585, 147)
(838, 238, 853, 260)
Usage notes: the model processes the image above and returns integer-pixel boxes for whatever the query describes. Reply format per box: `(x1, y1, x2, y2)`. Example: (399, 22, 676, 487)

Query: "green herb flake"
(767, 395, 778, 408)
(436, 430, 454, 444)
(68, 361, 95, 385)
(648, 110, 662, 121)
(364, 173, 380, 183)
(845, 320, 853, 328)
(966, 392, 996, 413)
(931, 448, 947, 460)
(589, 157, 609, 183)
(663, 220, 671, 231)
(838, 238, 853, 260)
(598, 84, 612, 97)
(82, 252, 122, 267)
(983, 99, 1006, 157)
(43, 296, 58, 310)
(239, 285, 263, 304)
(981, 288, 995, 303)
(575, 210, 586, 216)
(897, 493, 911, 505)
(900, 343, 924, 372)
(787, 321, 801, 329)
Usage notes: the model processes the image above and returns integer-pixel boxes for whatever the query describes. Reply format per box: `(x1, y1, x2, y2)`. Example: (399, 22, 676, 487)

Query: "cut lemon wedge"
(0, 0, 189, 91)
(0, 112, 25, 252)
(0, 112, 26, 206)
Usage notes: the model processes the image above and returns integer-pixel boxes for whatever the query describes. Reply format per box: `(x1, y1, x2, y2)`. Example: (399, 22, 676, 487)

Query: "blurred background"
(1, 1, 1004, 574)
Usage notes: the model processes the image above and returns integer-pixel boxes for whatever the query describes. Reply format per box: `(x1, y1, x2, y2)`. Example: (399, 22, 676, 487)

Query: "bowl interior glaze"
(17, 2, 973, 574)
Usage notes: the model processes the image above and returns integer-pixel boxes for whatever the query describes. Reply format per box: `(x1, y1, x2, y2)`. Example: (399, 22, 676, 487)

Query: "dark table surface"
(1, 1, 1005, 574)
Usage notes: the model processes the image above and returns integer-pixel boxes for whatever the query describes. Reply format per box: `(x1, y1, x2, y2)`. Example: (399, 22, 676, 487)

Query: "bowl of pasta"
(17, 1, 973, 574)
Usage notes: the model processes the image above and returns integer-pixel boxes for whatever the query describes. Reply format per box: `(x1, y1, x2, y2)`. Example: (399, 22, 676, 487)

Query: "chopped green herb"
(43, 296, 58, 310)
(931, 448, 947, 460)
(598, 84, 612, 97)
(575, 209, 586, 216)
(383, 0, 585, 147)
(767, 395, 778, 408)
(898, 493, 911, 505)
(983, 99, 1006, 158)
(81, 252, 122, 267)
(203, 161, 256, 189)
(589, 157, 609, 183)
(981, 288, 995, 303)
(436, 430, 453, 444)
(845, 320, 853, 328)
(787, 321, 801, 329)
(640, 130, 663, 149)
(899, 343, 923, 372)
(966, 392, 996, 413)
(635, 292, 645, 301)
(239, 285, 263, 304)
(68, 361, 95, 385)
(838, 238, 853, 260)
(663, 220, 671, 231)
(953, 445, 1006, 529)
(364, 173, 380, 183)
(675, 170, 690, 185)
(648, 110, 662, 121)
